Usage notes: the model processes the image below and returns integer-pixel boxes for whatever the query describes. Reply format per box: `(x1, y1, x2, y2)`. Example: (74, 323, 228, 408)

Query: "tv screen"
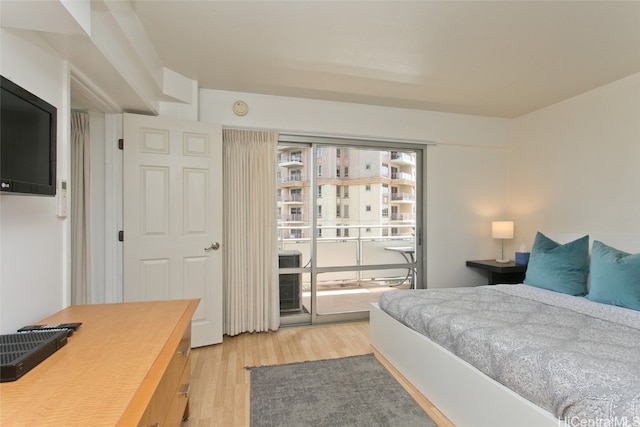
(1, 75, 57, 196)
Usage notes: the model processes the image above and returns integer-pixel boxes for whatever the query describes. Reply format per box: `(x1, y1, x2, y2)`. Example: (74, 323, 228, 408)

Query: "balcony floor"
(295, 279, 411, 315)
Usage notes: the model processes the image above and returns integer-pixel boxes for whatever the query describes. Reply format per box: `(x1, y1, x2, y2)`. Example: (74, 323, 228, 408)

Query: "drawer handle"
(147, 424, 159, 427)
(178, 383, 191, 398)
(178, 345, 190, 357)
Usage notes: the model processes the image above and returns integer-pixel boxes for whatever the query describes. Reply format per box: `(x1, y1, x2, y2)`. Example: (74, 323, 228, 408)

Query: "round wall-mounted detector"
(233, 100, 249, 116)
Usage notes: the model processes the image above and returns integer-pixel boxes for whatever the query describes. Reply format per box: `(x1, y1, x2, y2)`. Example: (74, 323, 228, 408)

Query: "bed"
(370, 233, 640, 427)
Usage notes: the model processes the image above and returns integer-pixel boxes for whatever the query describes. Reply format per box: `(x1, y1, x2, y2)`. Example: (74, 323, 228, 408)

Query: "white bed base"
(370, 302, 560, 427)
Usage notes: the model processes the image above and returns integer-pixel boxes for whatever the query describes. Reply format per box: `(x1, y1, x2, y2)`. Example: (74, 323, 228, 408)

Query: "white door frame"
(103, 113, 123, 304)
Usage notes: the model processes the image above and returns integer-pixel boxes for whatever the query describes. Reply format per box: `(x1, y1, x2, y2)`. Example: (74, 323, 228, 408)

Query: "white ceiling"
(130, 1, 640, 118)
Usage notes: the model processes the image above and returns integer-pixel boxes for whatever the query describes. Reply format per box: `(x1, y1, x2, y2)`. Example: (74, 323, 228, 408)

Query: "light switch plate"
(57, 179, 68, 218)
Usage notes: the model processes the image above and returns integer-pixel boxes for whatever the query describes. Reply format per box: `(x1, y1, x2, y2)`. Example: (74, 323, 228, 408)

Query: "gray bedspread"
(377, 284, 640, 423)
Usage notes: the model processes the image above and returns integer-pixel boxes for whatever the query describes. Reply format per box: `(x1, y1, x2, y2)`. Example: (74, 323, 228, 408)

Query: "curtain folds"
(222, 129, 280, 336)
(70, 112, 91, 305)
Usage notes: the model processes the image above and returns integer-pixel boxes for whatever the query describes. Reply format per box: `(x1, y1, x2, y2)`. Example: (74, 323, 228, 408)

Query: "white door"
(123, 113, 222, 347)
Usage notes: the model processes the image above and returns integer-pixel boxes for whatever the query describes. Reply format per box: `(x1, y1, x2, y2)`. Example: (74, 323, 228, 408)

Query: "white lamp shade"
(492, 221, 514, 239)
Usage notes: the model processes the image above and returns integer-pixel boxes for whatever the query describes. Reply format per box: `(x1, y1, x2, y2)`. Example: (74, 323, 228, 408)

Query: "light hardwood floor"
(185, 321, 454, 427)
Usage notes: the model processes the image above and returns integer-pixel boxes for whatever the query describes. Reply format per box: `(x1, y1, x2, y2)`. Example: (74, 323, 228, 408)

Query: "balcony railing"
(278, 175, 304, 183)
(278, 213, 305, 222)
(391, 192, 416, 202)
(278, 155, 304, 165)
(391, 213, 416, 221)
(390, 152, 415, 165)
(278, 194, 304, 203)
(277, 224, 416, 283)
(391, 172, 414, 181)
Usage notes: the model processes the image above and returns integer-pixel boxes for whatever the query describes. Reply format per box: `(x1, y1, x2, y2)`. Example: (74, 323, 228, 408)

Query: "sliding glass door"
(277, 139, 423, 325)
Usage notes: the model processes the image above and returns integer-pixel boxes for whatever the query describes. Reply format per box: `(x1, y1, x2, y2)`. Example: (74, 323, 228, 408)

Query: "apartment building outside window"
(277, 146, 417, 239)
(276, 142, 421, 324)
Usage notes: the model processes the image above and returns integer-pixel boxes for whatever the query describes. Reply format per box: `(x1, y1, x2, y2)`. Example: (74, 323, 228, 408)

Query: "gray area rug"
(248, 353, 437, 427)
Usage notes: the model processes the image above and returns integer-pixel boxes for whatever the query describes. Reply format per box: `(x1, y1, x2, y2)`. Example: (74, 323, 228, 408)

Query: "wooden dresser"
(0, 299, 199, 426)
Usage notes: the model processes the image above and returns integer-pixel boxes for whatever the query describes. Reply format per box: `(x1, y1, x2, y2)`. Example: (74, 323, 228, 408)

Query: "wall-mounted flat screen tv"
(1, 75, 57, 196)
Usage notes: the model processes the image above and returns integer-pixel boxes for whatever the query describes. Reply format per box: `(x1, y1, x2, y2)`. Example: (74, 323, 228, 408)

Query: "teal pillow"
(523, 232, 589, 296)
(587, 241, 640, 311)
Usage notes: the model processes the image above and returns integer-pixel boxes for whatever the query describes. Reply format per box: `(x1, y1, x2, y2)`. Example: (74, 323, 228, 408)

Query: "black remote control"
(17, 322, 82, 336)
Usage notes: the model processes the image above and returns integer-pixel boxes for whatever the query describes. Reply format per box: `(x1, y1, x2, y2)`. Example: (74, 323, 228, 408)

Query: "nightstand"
(466, 259, 527, 285)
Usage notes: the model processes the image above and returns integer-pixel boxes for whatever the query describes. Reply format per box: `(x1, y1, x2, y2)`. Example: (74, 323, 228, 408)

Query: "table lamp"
(492, 221, 514, 263)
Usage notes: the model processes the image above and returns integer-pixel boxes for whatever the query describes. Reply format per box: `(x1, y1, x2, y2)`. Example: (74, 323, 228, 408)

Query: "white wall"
(200, 90, 514, 288)
(4, 23, 635, 330)
(509, 73, 640, 251)
(0, 28, 70, 333)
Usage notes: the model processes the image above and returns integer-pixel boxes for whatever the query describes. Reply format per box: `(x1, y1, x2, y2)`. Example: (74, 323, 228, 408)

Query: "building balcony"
(278, 194, 304, 203)
(390, 151, 415, 166)
(391, 192, 416, 202)
(276, 225, 417, 316)
(278, 176, 307, 188)
(391, 172, 415, 182)
(278, 155, 304, 167)
(278, 213, 305, 222)
(278, 175, 305, 183)
(391, 213, 416, 222)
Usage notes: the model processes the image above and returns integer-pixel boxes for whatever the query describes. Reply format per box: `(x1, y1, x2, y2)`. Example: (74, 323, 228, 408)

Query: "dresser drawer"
(162, 357, 191, 426)
(138, 326, 191, 426)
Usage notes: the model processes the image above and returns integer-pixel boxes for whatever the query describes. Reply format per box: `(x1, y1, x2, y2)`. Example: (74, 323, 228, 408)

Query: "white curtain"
(222, 129, 280, 335)
(70, 112, 91, 304)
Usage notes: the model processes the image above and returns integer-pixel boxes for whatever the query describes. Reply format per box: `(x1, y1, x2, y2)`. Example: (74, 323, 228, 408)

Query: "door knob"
(205, 242, 220, 251)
